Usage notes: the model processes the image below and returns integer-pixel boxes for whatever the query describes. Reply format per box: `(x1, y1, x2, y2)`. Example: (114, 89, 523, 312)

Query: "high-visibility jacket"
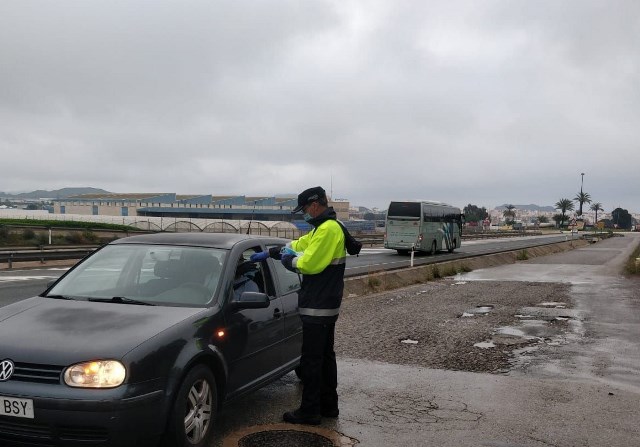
(290, 208, 346, 323)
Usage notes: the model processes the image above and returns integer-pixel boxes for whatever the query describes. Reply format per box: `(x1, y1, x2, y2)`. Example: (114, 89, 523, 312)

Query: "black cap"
(292, 186, 326, 213)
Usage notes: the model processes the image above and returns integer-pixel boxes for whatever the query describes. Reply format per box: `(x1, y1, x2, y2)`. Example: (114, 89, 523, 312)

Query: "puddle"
(474, 341, 495, 349)
(401, 339, 419, 344)
(461, 305, 494, 317)
(496, 326, 527, 337)
(538, 302, 567, 308)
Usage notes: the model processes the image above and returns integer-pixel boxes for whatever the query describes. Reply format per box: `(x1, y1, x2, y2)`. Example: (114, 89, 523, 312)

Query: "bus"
(384, 201, 463, 255)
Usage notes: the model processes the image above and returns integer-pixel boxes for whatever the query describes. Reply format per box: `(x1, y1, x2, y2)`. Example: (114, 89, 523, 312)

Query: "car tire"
(448, 239, 456, 253)
(430, 241, 437, 255)
(295, 365, 303, 381)
(164, 365, 217, 447)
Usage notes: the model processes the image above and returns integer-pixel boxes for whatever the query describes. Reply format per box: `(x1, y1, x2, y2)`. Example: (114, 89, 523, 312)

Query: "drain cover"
(238, 429, 334, 447)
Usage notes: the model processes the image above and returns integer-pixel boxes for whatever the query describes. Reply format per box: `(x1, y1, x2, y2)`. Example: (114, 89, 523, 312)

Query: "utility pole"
(579, 172, 585, 216)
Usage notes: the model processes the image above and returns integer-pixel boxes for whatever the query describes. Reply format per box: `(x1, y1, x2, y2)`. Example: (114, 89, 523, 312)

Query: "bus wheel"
(430, 241, 437, 255)
(448, 240, 456, 253)
(397, 249, 409, 255)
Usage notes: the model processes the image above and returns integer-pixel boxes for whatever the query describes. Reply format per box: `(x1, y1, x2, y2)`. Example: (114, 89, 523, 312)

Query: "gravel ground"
(335, 279, 572, 373)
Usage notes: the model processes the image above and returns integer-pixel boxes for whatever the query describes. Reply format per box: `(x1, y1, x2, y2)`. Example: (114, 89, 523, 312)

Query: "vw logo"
(0, 359, 15, 381)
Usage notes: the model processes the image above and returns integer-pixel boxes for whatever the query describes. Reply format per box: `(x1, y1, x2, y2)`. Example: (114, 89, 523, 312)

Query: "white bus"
(384, 201, 463, 255)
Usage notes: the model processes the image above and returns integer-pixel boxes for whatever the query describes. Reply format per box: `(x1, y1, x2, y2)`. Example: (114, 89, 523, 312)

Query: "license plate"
(0, 395, 34, 419)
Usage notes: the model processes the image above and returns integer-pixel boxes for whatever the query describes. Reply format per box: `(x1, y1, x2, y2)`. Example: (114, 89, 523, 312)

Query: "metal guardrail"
(0, 247, 98, 269)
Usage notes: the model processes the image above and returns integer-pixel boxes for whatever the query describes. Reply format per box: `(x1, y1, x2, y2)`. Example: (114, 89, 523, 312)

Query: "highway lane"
(0, 233, 575, 305)
(346, 232, 574, 276)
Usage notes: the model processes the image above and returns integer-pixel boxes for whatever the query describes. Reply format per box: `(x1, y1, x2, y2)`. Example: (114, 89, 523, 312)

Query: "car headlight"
(64, 360, 126, 388)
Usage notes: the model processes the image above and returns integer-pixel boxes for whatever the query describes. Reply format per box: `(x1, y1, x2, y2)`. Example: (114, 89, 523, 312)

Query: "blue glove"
(250, 251, 269, 262)
(281, 253, 297, 272)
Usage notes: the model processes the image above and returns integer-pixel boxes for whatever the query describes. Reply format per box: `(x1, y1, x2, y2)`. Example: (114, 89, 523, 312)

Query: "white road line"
(0, 276, 59, 283)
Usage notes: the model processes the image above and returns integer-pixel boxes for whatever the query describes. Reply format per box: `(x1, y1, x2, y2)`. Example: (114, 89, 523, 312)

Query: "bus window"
(387, 202, 421, 218)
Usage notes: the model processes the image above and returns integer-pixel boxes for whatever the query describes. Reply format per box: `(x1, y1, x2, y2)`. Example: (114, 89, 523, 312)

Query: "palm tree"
(503, 204, 516, 225)
(574, 191, 592, 216)
(590, 202, 603, 227)
(555, 198, 574, 227)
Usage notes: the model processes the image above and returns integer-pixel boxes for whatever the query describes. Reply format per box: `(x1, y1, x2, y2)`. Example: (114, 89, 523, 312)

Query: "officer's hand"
(249, 251, 269, 262)
(268, 246, 282, 260)
(280, 254, 297, 272)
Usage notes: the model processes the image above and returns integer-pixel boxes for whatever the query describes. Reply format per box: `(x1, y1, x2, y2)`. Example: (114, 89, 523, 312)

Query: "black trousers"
(299, 320, 338, 415)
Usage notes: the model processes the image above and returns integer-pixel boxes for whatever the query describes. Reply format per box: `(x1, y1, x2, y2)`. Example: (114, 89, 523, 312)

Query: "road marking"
(0, 276, 59, 283)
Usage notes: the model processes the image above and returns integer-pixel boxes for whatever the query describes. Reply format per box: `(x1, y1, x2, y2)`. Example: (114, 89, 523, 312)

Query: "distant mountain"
(496, 204, 556, 212)
(0, 187, 112, 200)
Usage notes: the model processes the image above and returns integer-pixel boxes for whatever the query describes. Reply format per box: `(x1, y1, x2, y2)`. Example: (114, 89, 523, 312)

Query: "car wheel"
(448, 239, 456, 253)
(165, 365, 217, 447)
(295, 365, 303, 380)
(430, 241, 437, 255)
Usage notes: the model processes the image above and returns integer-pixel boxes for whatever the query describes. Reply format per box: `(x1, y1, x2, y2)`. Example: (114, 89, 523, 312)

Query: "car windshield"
(46, 244, 227, 307)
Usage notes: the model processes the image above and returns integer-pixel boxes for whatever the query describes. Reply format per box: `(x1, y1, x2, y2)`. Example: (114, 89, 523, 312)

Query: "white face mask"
(303, 213, 313, 222)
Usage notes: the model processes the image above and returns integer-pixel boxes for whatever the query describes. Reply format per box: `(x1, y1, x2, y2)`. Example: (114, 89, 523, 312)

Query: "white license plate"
(0, 395, 34, 419)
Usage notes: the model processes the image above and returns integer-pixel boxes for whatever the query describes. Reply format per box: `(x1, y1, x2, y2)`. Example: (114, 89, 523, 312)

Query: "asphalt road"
(346, 233, 574, 276)
(0, 234, 572, 305)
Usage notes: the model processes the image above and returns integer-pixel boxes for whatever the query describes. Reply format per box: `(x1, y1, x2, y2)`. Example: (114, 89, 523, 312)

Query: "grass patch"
(516, 249, 529, 261)
(431, 265, 441, 279)
(367, 276, 381, 289)
(0, 218, 135, 231)
(624, 245, 640, 275)
(443, 265, 458, 277)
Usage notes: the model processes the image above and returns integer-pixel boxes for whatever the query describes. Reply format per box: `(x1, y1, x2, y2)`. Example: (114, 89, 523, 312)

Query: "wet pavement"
(214, 233, 640, 447)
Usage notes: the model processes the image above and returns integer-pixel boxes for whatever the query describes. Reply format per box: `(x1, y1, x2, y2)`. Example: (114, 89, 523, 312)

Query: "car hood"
(0, 296, 205, 365)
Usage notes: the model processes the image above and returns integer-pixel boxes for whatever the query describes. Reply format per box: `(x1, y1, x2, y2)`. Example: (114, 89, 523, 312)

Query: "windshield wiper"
(87, 296, 156, 306)
(45, 294, 76, 300)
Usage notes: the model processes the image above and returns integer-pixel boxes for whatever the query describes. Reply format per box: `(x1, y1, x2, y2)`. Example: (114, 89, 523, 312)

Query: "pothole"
(239, 430, 334, 447)
(223, 424, 358, 447)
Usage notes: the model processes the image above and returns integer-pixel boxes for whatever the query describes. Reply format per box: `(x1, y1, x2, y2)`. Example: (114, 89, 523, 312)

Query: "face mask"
(303, 213, 313, 222)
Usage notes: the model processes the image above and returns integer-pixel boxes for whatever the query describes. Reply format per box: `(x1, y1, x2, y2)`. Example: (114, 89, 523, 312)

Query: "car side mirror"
(230, 291, 270, 310)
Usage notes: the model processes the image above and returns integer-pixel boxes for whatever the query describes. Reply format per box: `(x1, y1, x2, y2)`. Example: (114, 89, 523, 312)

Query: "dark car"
(0, 233, 303, 447)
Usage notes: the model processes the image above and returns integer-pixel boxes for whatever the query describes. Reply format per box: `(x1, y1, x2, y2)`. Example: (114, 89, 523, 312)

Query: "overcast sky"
(1, 1, 638, 212)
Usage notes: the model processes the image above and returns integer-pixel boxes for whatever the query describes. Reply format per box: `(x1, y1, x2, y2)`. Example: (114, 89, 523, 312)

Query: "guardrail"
(0, 247, 99, 269)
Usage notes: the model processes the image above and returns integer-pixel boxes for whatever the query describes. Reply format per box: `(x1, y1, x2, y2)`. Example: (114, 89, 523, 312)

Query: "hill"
(0, 187, 111, 200)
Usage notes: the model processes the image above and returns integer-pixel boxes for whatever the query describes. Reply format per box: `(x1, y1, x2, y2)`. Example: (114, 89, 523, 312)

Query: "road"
(346, 233, 573, 276)
(0, 233, 573, 305)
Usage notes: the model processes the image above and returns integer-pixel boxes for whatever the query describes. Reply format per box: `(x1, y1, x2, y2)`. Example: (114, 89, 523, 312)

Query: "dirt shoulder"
(336, 279, 572, 373)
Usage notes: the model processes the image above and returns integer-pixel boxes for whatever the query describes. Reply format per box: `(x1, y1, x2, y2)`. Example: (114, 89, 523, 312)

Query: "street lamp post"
(578, 172, 585, 217)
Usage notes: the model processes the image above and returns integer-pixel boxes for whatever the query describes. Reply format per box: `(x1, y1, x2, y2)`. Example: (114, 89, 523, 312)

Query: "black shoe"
(283, 409, 321, 425)
(321, 407, 339, 418)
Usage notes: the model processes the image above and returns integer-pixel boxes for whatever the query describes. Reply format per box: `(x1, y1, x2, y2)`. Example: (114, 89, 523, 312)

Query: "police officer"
(281, 186, 346, 425)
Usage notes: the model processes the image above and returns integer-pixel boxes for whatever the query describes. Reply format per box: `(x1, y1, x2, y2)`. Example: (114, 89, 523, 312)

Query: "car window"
(231, 247, 275, 300)
(267, 244, 301, 296)
(48, 244, 227, 306)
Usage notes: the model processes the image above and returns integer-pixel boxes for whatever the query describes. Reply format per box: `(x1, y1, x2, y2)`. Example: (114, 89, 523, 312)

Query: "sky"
(1, 1, 638, 212)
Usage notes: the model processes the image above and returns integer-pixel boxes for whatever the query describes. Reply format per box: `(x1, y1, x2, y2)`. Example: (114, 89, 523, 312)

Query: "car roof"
(109, 232, 287, 249)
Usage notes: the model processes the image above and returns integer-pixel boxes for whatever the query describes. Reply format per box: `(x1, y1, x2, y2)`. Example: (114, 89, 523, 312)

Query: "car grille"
(0, 417, 109, 446)
(0, 417, 54, 446)
(11, 363, 64, 384)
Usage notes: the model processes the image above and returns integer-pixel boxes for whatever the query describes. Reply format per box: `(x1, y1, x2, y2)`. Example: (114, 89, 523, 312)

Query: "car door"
(223, 247, 285, 395)
(266, 243, 303, 367)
